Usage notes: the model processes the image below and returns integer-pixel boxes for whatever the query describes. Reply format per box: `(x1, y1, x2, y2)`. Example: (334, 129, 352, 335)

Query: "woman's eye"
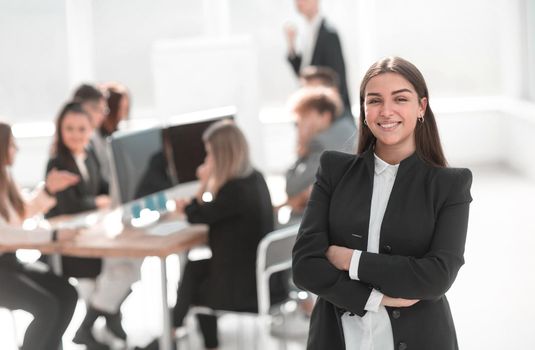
(396, 97, 408, 102)
(367, 99, 380, 104)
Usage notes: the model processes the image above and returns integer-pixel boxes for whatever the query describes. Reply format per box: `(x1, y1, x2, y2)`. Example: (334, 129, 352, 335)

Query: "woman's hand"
(45, 168, 80, 194)
(326, 245, 354, 271)
(381, 295, 420, 308)
(196, 162, 212, 185)
(95, 195, 111, 209)
(174, 198, 191, 214)
(283, 22, 297, 55)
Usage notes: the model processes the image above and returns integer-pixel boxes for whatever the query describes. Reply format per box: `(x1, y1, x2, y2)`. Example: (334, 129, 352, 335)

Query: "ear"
(419, 97, 428, 116)
(320, 111, 333, 124)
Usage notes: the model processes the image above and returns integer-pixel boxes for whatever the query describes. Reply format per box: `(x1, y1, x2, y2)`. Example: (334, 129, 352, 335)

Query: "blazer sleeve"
(357, 168, 473, 300)
(45, 158, 96, 215)
(184, 181, 242, 226)
(292, 151, 373, 317)
(317, 28, 351, 107)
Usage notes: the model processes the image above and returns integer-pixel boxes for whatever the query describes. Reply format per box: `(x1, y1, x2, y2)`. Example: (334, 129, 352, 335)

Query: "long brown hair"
(0, 122, 25, 221)
(357, 56, 447, 167)
(101, 82, 130, 135)
(203, 120, 252, 194)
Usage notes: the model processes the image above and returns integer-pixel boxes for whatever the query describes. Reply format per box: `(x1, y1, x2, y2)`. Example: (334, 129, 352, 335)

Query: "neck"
(374, 142, 415, 165)
(305, 10, 319, 22)
(72, 149, 86, 157)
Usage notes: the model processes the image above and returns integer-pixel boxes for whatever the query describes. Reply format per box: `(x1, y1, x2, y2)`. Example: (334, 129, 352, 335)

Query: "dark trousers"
(173, 259, 218, 349)
(0, 263, 78, 350)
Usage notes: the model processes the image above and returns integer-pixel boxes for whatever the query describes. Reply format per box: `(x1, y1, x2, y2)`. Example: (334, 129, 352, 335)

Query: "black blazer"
(184, 170, 287, 312)
(45, 149, 109, 278)
(292, 150, 472, 350)
(288, 19, 351, 109)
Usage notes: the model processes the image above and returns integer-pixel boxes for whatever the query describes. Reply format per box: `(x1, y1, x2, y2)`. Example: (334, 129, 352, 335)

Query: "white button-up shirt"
(73, 153, 89, 183)
(341, 153, 398, 349)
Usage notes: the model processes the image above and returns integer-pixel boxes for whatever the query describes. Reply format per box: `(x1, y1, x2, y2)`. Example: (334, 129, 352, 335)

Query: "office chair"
(1, 307, 19, 349)
(182, 224, 300, 350)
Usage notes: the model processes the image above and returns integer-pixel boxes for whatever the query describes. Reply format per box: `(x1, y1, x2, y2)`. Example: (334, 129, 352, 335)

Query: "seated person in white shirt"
(0, 121, 80, 350)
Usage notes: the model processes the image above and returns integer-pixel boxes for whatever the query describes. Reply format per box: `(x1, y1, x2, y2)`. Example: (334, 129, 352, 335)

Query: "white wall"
(2, 0, 534, 186)
(0, 0, 526, 118)
(92, 0, 204, 110)
(0, 0, 70, 122)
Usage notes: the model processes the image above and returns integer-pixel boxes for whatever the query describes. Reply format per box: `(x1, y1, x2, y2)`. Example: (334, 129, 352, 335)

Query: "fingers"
(174, 198, 190, 213)
(95, 195, 111, 209)
(381, 295, 420, 308)
(46, 168, 80, 193)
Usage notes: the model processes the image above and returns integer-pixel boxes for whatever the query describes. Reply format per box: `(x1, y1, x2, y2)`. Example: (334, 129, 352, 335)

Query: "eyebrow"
(366, 88, 414, 97)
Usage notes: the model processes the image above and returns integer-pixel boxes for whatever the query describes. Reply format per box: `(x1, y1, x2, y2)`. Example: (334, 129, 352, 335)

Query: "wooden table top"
(60, 223, 208, 258)
(2, 210, 208, 259)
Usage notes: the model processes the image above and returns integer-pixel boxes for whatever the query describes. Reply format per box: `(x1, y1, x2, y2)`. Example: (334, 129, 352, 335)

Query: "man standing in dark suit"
(285, 0, 351, 110)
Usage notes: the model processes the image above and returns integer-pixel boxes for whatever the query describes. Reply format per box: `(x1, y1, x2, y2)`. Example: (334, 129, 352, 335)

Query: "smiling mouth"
(378, 121, 401, 130)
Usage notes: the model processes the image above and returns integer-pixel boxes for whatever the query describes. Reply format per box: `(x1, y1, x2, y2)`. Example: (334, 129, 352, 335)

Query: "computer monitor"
(109, 106, 236, 206)
(163, 113, 234, 191)
(108, 127, 173, 205)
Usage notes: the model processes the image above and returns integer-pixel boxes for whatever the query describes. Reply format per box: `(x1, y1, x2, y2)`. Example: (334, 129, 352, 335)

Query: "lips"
(378, 121, 401, 130)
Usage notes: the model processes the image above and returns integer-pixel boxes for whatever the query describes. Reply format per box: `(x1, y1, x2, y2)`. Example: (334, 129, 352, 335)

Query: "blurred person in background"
(284, 86, 355, 219)
(139, 120, 287, 350)
(73, 84, 110, 181)
(0, 121, 79, 350)
(300, 65, 355, 124)
(285, 0, 351, 110)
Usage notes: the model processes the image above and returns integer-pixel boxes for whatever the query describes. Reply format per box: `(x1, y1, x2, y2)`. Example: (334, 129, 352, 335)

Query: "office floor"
(1, 164, 533, 350)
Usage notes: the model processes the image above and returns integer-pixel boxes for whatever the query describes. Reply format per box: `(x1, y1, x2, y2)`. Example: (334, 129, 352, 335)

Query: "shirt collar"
(307, 14, 322, 31)
(374, 153, 399, 175)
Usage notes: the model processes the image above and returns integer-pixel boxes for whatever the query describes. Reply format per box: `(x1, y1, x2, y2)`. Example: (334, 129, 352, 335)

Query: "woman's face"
(61, 112, 93, 155)
(204, 142, 215, 172)
(6, 133, 17, 166)
(364, 72, 427, 155)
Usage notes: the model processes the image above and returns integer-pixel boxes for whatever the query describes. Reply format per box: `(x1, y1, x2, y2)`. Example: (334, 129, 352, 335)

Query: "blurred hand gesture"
(95, 195, 111, 209)
(45, 168, 80, 194)
(284, 22, 297, 54)
(174, 198, 191, 214)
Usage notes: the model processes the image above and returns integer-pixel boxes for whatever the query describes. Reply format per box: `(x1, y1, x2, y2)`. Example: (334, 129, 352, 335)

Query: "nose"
(379, 100, 395, 117)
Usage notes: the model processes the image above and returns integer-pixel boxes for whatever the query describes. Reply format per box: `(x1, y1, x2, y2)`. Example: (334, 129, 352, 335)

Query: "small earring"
(417, 115, 424, 123)
(363, 119, 368, 126)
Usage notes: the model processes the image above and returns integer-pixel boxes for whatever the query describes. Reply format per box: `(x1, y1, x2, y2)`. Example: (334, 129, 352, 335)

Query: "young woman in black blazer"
(292, 57, 472, 350)
(45, 102, 110, 278)
(167, 120, 287, 350)
(45, 102, 116, 350)
(0, 121, 79, 350)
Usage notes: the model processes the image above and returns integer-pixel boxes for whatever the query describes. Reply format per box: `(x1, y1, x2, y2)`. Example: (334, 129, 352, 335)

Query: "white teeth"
(379, 122, 399, 129)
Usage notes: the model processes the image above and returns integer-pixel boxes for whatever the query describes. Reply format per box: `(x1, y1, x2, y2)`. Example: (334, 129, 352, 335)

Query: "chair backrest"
(256, 224, 299, 317)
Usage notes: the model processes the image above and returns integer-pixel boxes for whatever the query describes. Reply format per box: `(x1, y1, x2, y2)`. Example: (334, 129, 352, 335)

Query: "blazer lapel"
(310, 19, 325, 65)
(330, 149, 374, 251)
(380, 152, 421, 242)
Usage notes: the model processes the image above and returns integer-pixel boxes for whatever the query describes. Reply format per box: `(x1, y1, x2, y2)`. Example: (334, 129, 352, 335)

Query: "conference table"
(1, 208, 208, 350)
